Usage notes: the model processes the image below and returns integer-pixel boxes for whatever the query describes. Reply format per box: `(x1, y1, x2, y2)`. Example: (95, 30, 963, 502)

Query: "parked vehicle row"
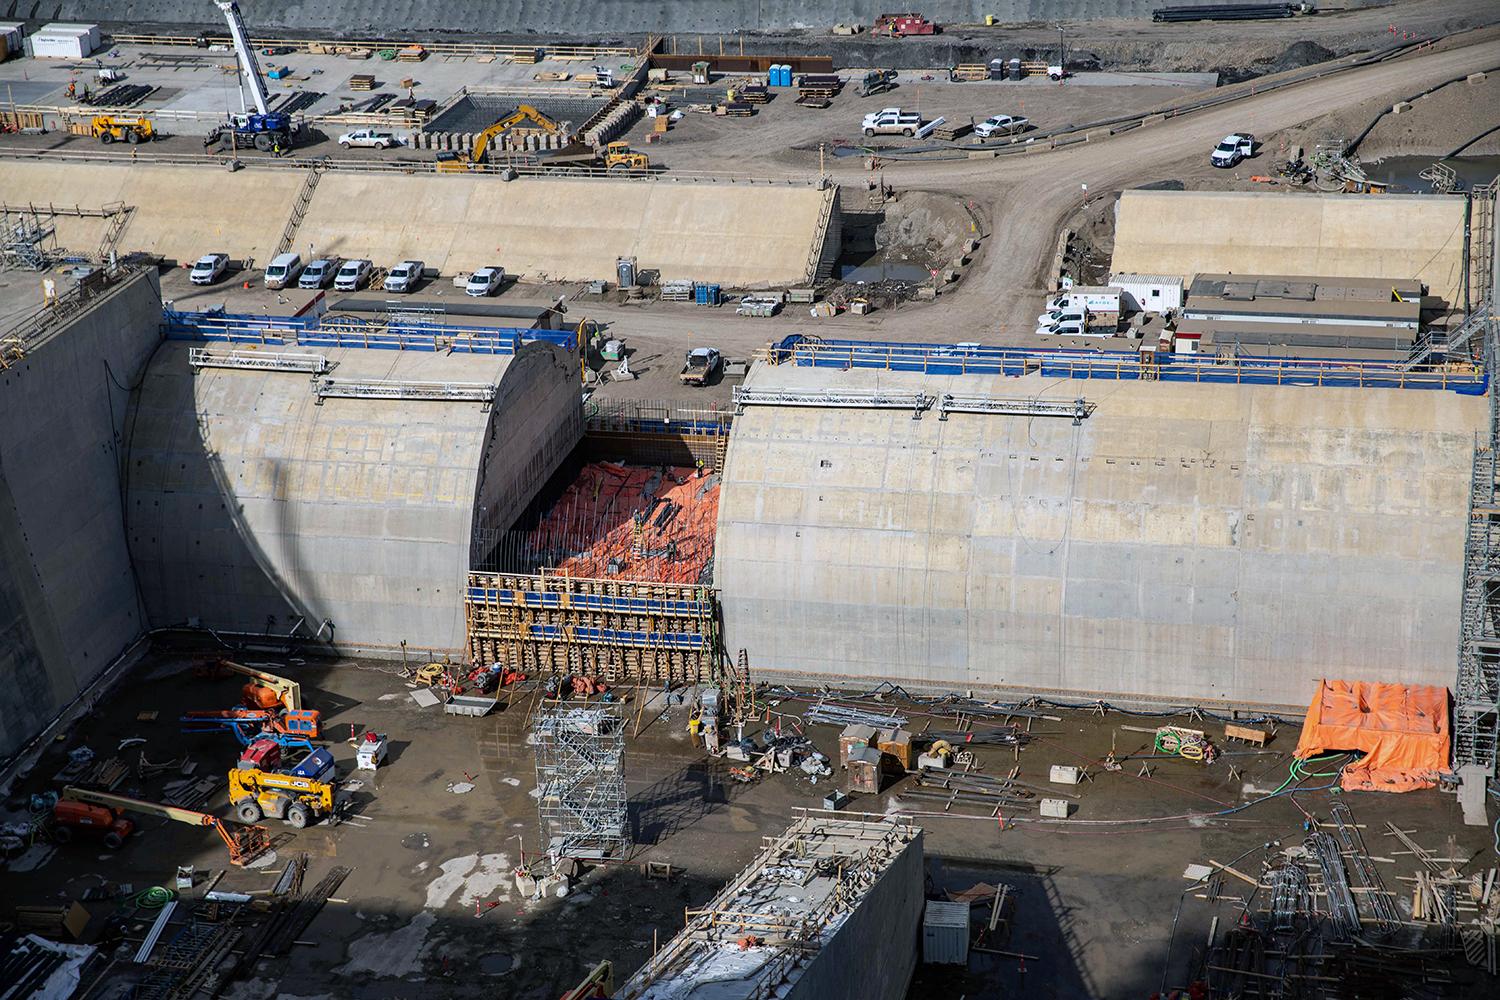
(188, 251, 492, 296)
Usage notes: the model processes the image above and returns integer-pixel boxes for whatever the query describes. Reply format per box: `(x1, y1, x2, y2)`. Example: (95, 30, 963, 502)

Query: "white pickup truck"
(862, 107, 921, 137)
(338, 129, 401, 149)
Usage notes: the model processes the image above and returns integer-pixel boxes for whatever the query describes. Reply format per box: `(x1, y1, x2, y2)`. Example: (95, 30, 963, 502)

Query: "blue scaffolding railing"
(765, 335, 1486, 393)
(162, 307, 579, 354)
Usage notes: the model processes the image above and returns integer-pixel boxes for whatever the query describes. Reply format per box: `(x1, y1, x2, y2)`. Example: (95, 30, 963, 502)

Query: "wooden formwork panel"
(465, 570, 717, 684)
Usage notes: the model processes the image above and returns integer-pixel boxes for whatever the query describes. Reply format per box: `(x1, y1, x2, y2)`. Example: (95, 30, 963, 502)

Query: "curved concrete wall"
(1112, 190, 1472, 307)
(0, 271, 161, 760)
(9, 1, 1313, 34)
(124, 340, 579, 654)
(715, 363, 1485, 708)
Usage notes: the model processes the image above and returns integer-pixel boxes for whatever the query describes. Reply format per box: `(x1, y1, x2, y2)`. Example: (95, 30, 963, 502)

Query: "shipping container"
(1110, 272, 1184, 314)
(30, 23, 100, 59)
(922, 900, 971, 965)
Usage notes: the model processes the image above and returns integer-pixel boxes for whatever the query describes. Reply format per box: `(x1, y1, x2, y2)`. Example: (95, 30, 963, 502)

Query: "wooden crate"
(1224, 723, 1271, 747)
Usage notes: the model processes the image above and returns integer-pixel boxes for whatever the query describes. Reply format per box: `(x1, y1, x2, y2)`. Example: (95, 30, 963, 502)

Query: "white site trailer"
(28, 22, 99, 59)
(1109, 273, 1184, 315)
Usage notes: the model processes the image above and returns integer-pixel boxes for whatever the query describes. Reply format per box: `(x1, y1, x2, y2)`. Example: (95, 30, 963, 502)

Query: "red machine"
(51, 799, 135, 849)
(872, 12, 936, 36)
(237, 736, 283, 771)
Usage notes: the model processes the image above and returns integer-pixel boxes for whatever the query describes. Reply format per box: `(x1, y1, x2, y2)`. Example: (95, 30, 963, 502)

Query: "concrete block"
(1142, 113, 1166, 127)
(1468, 72, 1487, 85)
(1391, 101, 1413, 114)
(1049, 764, 1082, 784)
(1040, 798, 1073, 818)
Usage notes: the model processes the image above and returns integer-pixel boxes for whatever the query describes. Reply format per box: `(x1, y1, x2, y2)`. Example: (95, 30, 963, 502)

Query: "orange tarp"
(530, 462, 719, 585)
(1293, 679, 1449, 793)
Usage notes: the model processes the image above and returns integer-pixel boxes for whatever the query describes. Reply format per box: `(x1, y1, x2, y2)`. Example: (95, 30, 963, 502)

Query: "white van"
(263, 252, 303, 290)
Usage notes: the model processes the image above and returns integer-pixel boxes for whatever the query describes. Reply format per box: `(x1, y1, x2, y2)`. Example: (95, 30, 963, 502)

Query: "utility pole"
(1059, 25, 1065, 78)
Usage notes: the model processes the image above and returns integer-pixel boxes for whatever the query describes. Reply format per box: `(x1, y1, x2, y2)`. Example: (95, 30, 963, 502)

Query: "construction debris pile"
(523, 462, 720, 584)
(1198, 801, 1500, 998)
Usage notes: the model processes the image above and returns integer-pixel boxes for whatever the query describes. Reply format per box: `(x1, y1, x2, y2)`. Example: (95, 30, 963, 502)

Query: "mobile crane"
(58, 786, 270, 865)
(210, 1, 293, 151)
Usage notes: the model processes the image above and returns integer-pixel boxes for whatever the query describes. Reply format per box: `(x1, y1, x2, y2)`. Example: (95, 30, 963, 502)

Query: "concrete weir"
(124, 340, 580, 655)
(1, 160, 839, 288)
(715, 363, 1486, 708)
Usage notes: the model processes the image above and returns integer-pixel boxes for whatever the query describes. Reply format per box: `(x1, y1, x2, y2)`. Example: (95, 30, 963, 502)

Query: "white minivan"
(263, 252, 303, 290)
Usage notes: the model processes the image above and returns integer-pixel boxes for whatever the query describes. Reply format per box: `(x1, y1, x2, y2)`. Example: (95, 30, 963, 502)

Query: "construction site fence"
(0, 145, 823, 189)
(764, 336, 1487, 393)
(161, 308, 578, 354)
(584, 398, 734, 437)
(104, 31, 645, 61)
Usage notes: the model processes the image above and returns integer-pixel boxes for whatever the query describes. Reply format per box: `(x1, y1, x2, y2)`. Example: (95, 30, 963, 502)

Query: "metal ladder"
(95, 202, 134, 262)
(275, 157, 329, 257)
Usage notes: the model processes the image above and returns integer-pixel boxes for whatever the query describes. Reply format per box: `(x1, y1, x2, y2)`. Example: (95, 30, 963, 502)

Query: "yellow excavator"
(436, 104, 563, 172)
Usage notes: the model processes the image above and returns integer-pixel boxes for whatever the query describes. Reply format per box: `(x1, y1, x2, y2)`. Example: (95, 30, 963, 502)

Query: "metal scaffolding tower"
(533, 704, 628, 860)
(1454, 182, 1500, 785)
(1, 208, 57, 271)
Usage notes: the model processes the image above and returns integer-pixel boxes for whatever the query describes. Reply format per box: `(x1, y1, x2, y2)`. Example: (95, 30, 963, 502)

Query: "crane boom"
(220, 659, 303, 710)
(214, 1, 271, 116)
(62, 785, 271, 865)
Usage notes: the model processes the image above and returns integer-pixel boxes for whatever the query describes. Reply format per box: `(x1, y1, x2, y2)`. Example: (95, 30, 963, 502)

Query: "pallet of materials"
(660, 280, 694, 302)
(797, 73, 842, 100)
(716, 102, 754, 117)
(794, 94, 832, 109)
(396, 45, 426, 62)
(348, 74, 375, 91)
(737, 84, 770, 104)
(931, 120, 972, 140)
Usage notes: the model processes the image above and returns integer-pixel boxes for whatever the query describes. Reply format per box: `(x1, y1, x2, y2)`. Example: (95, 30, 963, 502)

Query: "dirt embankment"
(1283, 71, 1500, 159)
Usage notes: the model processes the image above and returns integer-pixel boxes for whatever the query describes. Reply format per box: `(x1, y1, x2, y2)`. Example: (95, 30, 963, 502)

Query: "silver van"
(263, 252, 303, 290)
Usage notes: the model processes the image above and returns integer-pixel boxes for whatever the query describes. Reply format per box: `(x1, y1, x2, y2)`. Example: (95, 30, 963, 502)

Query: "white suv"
(1211, 133, 1255, 168)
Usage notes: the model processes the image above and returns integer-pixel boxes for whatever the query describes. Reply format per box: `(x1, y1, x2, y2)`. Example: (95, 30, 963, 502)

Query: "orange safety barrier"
(1293, 679, 1450, 793)
(528, 462, 720, 585)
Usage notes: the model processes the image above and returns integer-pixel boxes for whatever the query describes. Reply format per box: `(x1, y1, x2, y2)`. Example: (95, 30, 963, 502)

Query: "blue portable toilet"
(695, 283, 720, 306)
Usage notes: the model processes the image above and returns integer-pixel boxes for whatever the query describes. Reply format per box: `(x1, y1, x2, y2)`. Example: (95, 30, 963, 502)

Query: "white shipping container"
(1110, 272, 1184, 314)
(922, 900, 971, 965)
(30, 32, 93, 59)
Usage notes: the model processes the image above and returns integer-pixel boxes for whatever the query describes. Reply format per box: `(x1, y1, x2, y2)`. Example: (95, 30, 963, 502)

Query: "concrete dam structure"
(125, 338, 580, 655)
(1112, 190, 1475, 307)
(3, 160, 839, 288)
(0, 271, 163, 760)
(714, 362, 1486, 709)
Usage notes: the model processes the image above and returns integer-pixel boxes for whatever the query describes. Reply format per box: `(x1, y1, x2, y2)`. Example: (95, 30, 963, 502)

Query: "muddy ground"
(1, 648, 1491, 999)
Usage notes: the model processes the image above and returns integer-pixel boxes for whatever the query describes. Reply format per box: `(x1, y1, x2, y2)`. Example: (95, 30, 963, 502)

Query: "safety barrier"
(162, 308, 578, 354)
(764, 336, 1487, 393)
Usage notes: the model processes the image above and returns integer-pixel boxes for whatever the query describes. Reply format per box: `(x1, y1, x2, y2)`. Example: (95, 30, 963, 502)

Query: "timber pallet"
(737, 85, 770, 104)
(794, 95, 832, 109)
(931, 121, 972, 140)
(717, 102, 755, 117)
(348, 74, 376, 91)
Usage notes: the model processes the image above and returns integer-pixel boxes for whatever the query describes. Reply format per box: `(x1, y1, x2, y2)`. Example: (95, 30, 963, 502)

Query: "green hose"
(134, 886, 175, 908)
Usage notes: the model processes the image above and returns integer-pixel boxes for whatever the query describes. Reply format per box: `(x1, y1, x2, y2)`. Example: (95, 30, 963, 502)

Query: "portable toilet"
(1008, 57, 1022, 80)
